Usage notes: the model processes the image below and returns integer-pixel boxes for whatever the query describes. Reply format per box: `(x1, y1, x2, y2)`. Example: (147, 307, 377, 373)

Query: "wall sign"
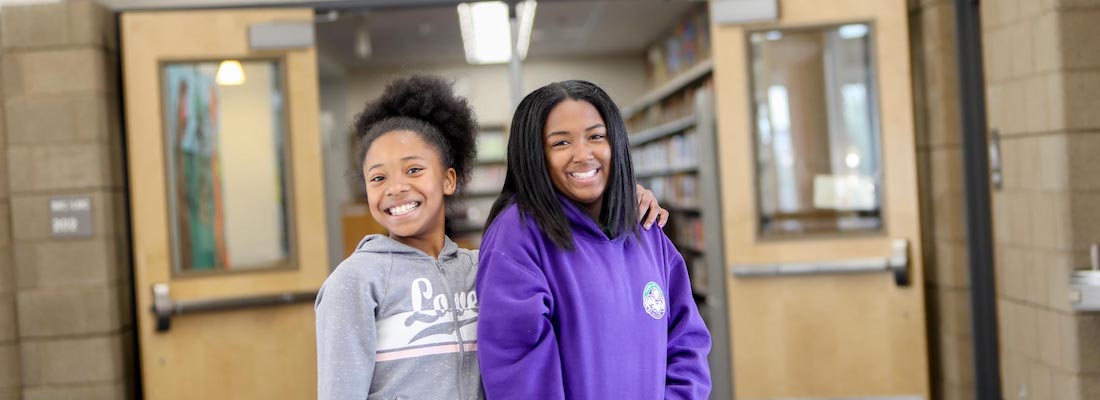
(49, 196, 92, 238)
(249, 21, 314, 50)
(710, 0, 778, 25)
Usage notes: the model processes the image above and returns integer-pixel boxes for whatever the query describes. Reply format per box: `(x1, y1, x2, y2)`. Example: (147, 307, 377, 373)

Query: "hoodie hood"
(354, 233, 461, 260)
(556, 192, 625, 243)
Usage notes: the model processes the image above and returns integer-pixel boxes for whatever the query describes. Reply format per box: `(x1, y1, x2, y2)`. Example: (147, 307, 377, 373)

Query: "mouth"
(385, 201, 421, 216)
(569, 168, 600, 181)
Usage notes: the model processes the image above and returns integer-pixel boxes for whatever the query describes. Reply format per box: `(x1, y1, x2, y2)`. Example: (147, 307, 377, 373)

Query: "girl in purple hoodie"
(476, 80, 712, 399)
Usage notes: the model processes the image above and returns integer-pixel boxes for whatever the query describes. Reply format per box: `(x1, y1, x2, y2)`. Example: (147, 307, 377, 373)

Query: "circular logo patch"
(642, 281, 667, 319)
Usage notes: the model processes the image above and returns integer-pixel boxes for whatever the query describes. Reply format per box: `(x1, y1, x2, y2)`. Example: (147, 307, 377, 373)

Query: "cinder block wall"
(0, 22, 19, 400)
(983, 0, 1100, 399)
(908, 1, 975, 398)
(0, 1, 1095, 399)
(0, 1, 134, 399)
(911, 0, 1100, 398)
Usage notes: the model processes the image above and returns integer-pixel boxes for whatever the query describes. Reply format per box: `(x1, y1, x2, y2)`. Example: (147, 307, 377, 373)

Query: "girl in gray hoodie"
(315, 75, 668, 400)
(315, 75, 483, 400)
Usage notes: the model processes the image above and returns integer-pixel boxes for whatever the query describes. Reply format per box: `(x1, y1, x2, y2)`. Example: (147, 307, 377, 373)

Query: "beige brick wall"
(0, 43, 22, 400)
(0, 1, 133, 399)
(909, 1, 1100, 398)
(909, 1, 976, 398)
(983, 0, 1100, 399)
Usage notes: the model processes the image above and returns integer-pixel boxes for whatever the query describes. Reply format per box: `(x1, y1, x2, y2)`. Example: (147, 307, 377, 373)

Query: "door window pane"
(162, 60, 294, 273)
(749, 23, 883, 238)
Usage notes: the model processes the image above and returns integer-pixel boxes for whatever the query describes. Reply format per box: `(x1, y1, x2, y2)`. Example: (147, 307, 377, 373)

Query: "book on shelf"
(631, 129, 700, 176)
(646, 6, 712, 90)
(626, 77, 713, 133)
(687, 255, 708, 298)
(449, 125, 509, 249)
(636, 173, 700, 210)
(671, 216, 706, 253)
(477, 127, 507, 163)
(468, 164, 506, 194)
(466, 124, 508, 199)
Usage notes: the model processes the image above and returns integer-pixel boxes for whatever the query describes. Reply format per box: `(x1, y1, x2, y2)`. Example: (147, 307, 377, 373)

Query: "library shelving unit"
(623, 58, 731, 393)
(449, 124, 508, 249)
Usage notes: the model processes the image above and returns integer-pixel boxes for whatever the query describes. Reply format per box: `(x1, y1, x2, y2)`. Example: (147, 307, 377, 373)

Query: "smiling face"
(543, 99, 612, 218)
(362, 130, 456, 245)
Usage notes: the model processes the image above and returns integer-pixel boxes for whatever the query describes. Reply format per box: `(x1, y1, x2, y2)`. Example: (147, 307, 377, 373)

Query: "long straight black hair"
(486, 80, 638, 250)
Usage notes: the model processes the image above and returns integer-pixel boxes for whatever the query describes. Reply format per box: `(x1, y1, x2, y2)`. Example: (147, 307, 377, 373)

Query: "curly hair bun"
(354, 74, 479, 192)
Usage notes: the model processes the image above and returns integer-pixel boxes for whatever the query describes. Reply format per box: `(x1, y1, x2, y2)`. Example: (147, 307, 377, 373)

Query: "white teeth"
(570, 169, 597, 179)
(387, 202, 420, 216)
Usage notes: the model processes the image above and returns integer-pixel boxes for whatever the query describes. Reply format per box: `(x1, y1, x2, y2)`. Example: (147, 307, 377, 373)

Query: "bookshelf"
(628, 115, 697, 146)
(621, 59, 714, 119)
(626, 73, 730, 398)
(626, 72, 719, 298)
(449, 125, 508, 249)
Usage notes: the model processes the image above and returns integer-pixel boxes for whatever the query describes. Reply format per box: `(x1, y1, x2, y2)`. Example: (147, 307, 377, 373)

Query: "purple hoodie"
(476, 196, 711, 399)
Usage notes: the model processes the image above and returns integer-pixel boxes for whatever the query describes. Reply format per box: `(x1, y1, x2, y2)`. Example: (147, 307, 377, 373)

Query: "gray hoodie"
(315, 234, 482, 400)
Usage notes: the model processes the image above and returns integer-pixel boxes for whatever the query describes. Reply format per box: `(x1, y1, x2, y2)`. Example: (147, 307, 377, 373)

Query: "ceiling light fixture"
(458, 1, 536, 65)
(516, 0, 537, 60)
(216, 60, 245, 86)
(355, 26, 372, 59)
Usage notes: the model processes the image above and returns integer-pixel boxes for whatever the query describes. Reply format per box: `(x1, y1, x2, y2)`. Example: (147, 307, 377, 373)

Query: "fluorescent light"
(838, 24, 869, 39)
(216, 60, 245, 86)
(457, 1, 536, 64)
(458, 1, 512, 64)
(0, 0, 63, 7)
(516, 0, 537, 60)
(355, 26, 372, 59)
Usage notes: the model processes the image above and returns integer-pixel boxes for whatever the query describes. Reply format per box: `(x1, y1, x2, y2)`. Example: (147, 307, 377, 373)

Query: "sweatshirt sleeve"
(476, 248, 565, 400)
(664, 241, 713, 399)
(315, 266, 378, 400)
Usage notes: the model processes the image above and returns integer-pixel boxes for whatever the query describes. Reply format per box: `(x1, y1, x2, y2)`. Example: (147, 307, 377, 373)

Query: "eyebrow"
(546, 123, 607, 137)
(366, 155, 425, 172)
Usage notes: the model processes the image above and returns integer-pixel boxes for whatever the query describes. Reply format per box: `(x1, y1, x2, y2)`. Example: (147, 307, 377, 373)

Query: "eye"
(589, 133, 606, 141)
(407, 167, 424, 174)
(369, 175, 385, 183)
(551, 140, 569, 147)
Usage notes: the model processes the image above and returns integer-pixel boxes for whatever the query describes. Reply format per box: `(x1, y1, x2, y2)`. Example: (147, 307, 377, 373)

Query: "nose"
(384, 175, 411, 197)
(570, 140, 596, 163)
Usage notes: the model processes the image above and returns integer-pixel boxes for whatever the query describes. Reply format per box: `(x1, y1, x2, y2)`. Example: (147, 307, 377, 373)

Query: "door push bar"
(730, 239, 911, 287)
(151, 283, 318, 332)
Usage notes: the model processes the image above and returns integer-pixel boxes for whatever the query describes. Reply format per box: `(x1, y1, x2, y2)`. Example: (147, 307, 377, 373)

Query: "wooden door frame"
(711, 0, 929, 397)
(120, 8, 327, 398)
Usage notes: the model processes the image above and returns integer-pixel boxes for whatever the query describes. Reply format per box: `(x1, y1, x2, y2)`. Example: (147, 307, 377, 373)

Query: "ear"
(443, 167, 457, 196)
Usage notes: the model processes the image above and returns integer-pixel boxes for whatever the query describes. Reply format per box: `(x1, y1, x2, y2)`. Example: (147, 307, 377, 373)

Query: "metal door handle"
(151, 283, 318, 332)
(730, 239, 911, 286)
